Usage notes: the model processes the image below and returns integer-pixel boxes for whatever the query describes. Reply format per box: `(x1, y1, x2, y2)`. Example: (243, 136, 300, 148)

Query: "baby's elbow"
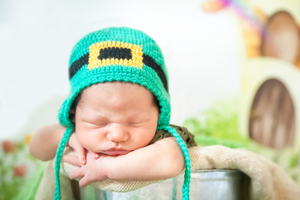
(29, 145, 40, 160)
(167, 157, 185, 178)
(29, 140, 48, 161)
(29, 149, 50, 161)
(155, 138, 186, 178)
(29, 143, 40, 160)
(159, 152, 185, 179)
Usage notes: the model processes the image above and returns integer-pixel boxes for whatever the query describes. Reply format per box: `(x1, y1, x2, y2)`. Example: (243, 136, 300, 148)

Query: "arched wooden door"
(261, 11, 300, 65)
(249, 79, 296, 150)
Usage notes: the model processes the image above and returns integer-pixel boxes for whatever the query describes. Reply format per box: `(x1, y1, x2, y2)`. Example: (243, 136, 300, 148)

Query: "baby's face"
(74, 82, 159, 156)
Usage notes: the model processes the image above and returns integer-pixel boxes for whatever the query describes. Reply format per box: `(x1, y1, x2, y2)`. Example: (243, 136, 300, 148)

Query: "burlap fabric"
(35, 145, 300, 200)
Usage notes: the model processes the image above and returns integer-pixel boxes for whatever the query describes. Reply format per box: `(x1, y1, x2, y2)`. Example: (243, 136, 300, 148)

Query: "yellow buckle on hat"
(88, 41, 143, 70)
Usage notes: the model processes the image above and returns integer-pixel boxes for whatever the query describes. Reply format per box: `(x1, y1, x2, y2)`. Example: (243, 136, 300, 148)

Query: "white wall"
(0, 0, 240, 140)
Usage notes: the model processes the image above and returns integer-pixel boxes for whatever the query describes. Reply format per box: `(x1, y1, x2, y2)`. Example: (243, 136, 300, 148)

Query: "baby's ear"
(69, 109, 75, 124)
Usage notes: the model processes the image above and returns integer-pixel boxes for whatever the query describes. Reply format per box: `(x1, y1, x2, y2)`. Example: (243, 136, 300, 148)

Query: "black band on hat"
(142, 54, 168, 92)
(69, 53, 89, 79)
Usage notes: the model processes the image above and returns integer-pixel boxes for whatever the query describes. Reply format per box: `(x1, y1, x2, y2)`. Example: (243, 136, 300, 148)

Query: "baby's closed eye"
(83, 121, 108, 128)
(126, 118, 151, 127)
(126, 122, 143, 127)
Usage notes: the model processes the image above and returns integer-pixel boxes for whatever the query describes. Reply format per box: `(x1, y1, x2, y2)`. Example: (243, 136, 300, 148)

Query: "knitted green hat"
(54, 27, 191, 200)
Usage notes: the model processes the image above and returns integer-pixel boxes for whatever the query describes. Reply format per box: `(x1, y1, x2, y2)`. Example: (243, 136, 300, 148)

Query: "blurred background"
(1, 0, 300, 199)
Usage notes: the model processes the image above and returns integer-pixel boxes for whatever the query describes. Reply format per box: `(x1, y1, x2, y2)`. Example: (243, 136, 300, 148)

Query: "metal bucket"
(80, 169, 245, 200)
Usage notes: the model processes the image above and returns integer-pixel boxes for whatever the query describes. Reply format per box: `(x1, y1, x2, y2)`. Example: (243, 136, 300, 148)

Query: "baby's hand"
(67, 133, 88, 165)
(68, 133, 101, 165)
(65, 151, 112, 188)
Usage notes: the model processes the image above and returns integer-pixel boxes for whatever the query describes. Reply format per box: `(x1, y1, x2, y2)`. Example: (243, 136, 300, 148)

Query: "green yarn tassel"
(158, 125, 191, 200)
(54, 125, 74, 200)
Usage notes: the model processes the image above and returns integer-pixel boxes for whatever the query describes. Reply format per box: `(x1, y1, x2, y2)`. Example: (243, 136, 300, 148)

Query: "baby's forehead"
(83, 81, 149, 95)
(76, 82, 155, 106)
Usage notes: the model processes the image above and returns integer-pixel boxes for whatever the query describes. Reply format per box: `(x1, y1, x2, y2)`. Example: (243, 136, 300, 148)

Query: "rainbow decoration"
(202, 0, 265, 34)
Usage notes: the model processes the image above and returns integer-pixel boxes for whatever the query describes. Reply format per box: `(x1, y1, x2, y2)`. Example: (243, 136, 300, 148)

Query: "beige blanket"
(35, 145, 300, 200)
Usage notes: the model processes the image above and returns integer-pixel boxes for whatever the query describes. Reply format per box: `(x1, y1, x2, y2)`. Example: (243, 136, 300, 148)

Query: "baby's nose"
(107, 124, 129, 142)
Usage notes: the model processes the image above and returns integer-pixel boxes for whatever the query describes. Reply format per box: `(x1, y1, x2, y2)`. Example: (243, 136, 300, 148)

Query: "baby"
(29, 27, 196, 199)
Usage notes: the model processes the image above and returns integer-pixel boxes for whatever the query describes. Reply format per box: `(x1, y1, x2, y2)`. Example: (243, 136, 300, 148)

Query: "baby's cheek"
(135, 129, 156, 147)
(78, 130, 105, 151)
(76, 131, 91, 148)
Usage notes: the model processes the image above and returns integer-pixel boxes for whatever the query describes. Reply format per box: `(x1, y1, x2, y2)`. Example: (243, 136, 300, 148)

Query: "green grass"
(183, 98, 300, 185)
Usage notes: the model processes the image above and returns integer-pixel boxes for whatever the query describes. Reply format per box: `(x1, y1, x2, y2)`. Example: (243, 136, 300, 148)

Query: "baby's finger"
(69, 168, 84, 180)
(62, 155, 81, 167)
(76, 146, 87, 165)
(93, 152, 100, 159)
(79, 177, 89, 188)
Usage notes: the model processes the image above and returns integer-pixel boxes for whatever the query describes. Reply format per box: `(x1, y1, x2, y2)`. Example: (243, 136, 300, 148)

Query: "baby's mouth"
(102, 148, 132, 156)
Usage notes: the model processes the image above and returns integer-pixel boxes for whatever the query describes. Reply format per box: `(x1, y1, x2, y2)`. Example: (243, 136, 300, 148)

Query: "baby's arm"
(30, 124, 91, 163)
(29, 124, 66, 161)
(65, 137, 185, 187)
(106, 137, 185, 180)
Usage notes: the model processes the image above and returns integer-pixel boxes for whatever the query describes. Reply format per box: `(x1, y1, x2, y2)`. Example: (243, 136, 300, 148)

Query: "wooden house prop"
(203, 0, 300, 150)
